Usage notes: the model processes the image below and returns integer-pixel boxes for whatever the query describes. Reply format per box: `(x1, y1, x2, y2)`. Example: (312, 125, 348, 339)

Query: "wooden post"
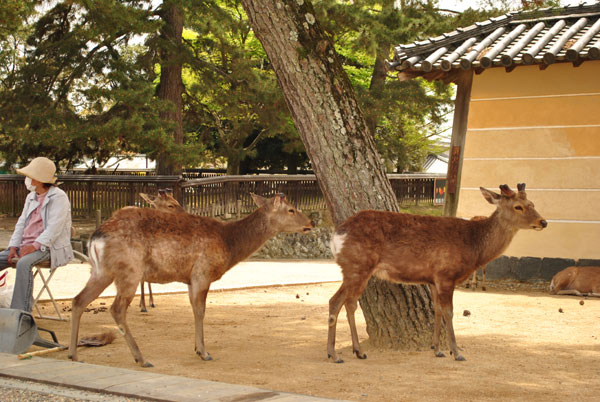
(444, 70, 473, 217)
(236, 199, 242, 220)
(95, 209, 102, 228)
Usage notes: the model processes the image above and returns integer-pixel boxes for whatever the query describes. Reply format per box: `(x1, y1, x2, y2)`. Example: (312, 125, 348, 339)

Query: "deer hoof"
(354, 350, 367, 359)
(140, 307, 148, 313)
(142, 362, 154, 368)
(197, 351, 213, 361)
(328, 354, 344, 364)
(435, 351, 446, 358)
(454, 354, 466, 361)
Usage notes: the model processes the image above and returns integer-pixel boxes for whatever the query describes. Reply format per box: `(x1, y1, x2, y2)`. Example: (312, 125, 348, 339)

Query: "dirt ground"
(32, 280, 600, 402)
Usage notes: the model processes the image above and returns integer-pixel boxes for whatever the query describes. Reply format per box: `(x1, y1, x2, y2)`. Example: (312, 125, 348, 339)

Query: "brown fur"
(550, 266, 600, 297)
(69, 193, 314, 367)
(138, 191, 185, 311)
(327, 183, 547, 363)
(468, 216, 488, 291)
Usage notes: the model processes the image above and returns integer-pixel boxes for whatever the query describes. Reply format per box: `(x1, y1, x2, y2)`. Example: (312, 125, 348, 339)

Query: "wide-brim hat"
(16, 157, 57, 183)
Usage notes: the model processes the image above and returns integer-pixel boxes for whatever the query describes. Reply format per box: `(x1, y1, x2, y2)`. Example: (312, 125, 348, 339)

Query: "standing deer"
(138, 189, 185, 312)
(549, 266, 600, 297)
(69, 193, 314, 367)
(327, 183, 546, 363)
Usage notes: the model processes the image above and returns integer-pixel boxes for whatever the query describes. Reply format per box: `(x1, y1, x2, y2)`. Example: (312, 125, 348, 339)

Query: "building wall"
(456, 61, 600, 259)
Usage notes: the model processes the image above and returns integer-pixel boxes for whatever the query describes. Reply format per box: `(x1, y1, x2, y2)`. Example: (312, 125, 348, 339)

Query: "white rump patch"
(330, 233, 347, 259)
(88, 239, 105, 276)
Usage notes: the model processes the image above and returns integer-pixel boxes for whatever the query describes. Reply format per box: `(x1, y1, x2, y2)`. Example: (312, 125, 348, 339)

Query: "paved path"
(2, 259, 341, 302)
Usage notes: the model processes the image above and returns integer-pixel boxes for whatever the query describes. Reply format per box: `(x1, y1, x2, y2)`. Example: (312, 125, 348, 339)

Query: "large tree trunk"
(156, 1, 184, 175)
(242, 0, 437, 349)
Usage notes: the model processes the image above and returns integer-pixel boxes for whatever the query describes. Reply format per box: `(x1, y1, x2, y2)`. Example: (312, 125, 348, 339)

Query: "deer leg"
(69, 274, 113, 362)
(438, 286, 465, 361)
(481, 267, 486, 291)
(139, 281, 147, 312)
(345, 297, 366, 360)
(471, 271, 477, 290)
(327, 283, 348, 363)
(110, 281, 151, 367)
(429, 284, 445, 358)
(148, 282, 154, 308)
(556, 289, 584, 296)
(188, 278, 212, 361)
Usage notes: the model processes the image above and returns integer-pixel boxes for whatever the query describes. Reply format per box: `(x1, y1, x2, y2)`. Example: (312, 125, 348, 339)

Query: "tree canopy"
(0, 0, 508, 173)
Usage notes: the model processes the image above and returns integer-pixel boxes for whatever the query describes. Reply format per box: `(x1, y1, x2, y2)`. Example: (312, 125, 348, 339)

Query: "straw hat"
(16, 157, 57, 183)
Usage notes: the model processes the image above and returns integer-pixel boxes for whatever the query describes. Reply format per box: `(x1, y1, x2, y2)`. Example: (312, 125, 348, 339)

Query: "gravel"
(0, 377, 151, 402)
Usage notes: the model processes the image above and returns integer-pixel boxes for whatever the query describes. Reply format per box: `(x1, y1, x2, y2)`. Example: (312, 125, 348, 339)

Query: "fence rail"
(0, 174, 446, 219)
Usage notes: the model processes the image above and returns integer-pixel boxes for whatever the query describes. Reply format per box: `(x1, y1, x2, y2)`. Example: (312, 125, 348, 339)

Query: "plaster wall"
(456, 61, 600, 259)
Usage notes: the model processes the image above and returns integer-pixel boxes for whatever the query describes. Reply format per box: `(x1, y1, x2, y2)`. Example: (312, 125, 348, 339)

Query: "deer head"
(140, 190, 185, 213)
(480, 184, 547, 231)
(250, 193, 315, 233)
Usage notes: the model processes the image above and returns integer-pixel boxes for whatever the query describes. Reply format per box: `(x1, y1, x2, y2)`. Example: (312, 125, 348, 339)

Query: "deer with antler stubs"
(328, 183, 547, 363)
(69, 193, 314, 367)
(137, 189, 185, 312)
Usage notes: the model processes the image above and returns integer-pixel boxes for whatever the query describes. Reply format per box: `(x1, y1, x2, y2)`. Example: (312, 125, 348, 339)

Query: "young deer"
(550, 266, 600, 297)
(69, 193, 314, 367)
(328, 183, 546, 363)
(138, 190, 185, 312)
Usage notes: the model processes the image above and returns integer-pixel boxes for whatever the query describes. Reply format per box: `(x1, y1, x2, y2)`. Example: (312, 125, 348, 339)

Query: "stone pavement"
(0, 352, 344, 401)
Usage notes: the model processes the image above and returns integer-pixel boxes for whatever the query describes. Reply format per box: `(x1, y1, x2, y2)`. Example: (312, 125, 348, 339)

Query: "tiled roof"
(390, 2, 600, 81)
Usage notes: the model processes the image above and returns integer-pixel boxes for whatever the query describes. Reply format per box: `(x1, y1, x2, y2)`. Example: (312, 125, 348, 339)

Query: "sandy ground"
(3, 216, 600, 401)
(28, 281, 600, 402)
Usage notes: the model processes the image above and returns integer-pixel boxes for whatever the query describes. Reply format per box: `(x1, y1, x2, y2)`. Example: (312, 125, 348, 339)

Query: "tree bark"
(156, 1, 184, 175)
(242, 0, 437, 349)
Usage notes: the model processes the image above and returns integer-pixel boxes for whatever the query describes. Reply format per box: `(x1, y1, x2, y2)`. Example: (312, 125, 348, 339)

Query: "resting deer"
(550, 266, 600, 297)
(69, 193, 314, 367)
(328, 183, 546, 363)
(138, 190, 185, 312)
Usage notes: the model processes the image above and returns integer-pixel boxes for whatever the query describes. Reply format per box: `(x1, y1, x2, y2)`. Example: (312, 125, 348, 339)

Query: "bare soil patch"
(33, 280, 600, 402)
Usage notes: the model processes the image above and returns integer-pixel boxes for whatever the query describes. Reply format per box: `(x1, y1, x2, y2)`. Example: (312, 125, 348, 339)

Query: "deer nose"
(540, 220, 547, 228)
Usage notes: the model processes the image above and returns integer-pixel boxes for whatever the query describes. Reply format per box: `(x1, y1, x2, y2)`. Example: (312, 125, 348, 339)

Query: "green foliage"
(0, 0, 519, 173)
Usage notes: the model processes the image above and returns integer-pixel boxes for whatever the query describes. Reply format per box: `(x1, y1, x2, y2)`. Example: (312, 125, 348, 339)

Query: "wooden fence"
(0, 174, 446, 219)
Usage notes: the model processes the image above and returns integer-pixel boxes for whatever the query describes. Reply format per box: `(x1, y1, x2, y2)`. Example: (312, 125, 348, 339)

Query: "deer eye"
(288, 209, 295, 214)
(514, 205, 524, 211)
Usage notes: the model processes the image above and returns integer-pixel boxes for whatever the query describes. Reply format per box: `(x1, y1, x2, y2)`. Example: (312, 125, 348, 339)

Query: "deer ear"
(139, 193, 155, 205)
(273, 194, 284, 208)
(480, 187, 501, 205)
(250, 193, 267, 207)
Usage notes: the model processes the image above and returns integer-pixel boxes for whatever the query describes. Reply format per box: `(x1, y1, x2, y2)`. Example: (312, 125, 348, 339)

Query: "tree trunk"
(242, 0, 437, 349)
(156, 1, 184, 175)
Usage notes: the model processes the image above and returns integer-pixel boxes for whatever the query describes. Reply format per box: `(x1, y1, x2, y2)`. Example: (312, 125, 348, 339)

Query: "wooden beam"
(444, 69, 473, 217)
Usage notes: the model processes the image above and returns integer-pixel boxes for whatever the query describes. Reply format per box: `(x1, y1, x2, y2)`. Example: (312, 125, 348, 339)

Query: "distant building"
(71, 154, 155, 174)
(391, 3, 600, 273)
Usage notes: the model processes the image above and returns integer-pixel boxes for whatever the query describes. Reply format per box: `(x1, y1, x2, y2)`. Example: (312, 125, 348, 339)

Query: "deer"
(137, 189, 185, 312)
(69, 193, 314, 367)
(327, 183, 547, 363)
(549, 266, 600, 297)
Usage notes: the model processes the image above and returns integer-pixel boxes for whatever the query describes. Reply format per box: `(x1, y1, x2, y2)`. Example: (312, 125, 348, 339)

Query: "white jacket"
(9, 186, 74, 269)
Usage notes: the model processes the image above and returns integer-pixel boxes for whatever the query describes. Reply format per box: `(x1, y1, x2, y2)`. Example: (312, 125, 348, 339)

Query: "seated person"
(0, 157, 73, 311)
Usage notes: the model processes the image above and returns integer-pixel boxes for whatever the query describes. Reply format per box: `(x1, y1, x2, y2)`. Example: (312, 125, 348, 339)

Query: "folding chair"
(12, 249, 88, 322)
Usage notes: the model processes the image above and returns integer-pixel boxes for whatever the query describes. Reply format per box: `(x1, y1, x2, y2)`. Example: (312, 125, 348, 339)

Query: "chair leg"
(33, 267, 66, 321)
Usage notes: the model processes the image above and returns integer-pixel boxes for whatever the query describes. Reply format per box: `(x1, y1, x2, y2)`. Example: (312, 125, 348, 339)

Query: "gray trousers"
(0, 248, 50, 312)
